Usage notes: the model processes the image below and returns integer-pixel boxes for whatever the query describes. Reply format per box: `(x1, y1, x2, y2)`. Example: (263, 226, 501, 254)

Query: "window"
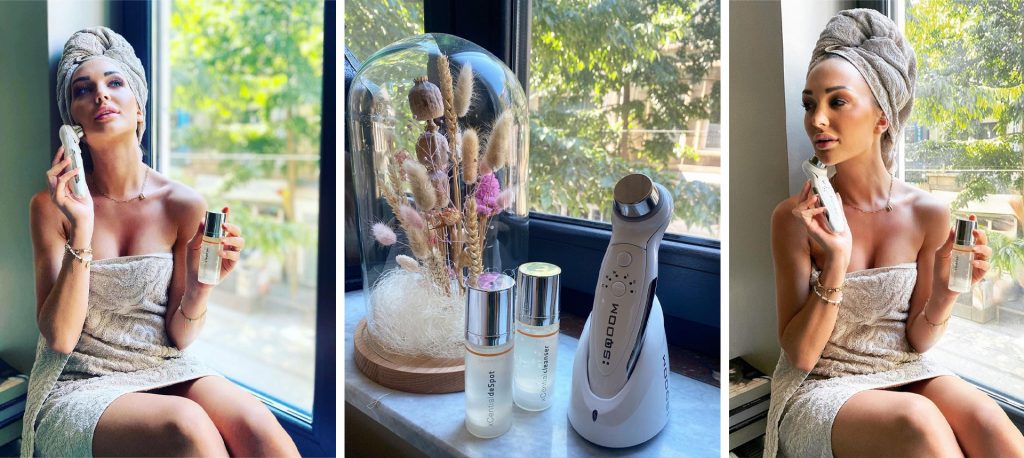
(902, 0, 1024, 401)
(343, 0, 424, 62)
(157, 0, 324, 415)
(528, 0, 721, 240)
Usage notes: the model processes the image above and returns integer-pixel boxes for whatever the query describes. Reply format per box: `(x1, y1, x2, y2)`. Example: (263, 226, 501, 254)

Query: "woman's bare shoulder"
(904, 184, 950, 223)
(159, 176, 207, 223)
(772, 193, 807, 234)
(29, 189, 65, 226)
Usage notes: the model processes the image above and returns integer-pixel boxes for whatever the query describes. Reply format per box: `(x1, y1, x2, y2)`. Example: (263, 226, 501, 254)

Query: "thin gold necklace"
(840, 173, 895, 213)
(97, 166, 149, 203)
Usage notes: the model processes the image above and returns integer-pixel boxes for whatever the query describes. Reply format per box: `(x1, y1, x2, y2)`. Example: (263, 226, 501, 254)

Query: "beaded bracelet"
(64, 242, 93, 269)
(812, 284, 843, 306)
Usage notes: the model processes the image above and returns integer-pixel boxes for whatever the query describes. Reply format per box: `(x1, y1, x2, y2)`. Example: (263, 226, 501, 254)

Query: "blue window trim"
(132, 1, 336, 454)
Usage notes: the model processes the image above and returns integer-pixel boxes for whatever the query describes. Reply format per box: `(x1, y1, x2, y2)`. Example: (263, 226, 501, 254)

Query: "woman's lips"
(815, 139, 838, 150)
(95, 111, 118, 121)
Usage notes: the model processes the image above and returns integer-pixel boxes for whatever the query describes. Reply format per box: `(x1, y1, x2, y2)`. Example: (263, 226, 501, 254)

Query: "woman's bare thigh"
(92, 392, 227, 457)
(831, 388, 961, 458)
(903, 375, 1024, 457)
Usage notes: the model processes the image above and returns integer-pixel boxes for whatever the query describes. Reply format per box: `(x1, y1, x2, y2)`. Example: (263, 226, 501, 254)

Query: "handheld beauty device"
(802, 157, 847, 234)
(59, 125, 87, 198)
(568, 174, 672, 448)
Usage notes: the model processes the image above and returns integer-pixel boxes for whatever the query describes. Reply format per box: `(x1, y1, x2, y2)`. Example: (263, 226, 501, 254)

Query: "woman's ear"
(875, 113, 890, 134)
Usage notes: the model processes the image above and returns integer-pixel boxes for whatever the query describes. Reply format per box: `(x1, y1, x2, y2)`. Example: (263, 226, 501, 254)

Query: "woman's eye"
(72, 86, 90, 98)
(830, 98, 847, 107)
(801, 101, 813, 111)
(109, 79, 124, 87)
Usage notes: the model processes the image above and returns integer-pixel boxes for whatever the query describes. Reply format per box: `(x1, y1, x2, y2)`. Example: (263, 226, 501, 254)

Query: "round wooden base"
(353, 318, 465, 393)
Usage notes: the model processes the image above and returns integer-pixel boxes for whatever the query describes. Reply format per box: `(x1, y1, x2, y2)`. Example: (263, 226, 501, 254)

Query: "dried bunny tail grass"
(371, 223, 397, 246)
(407, 227, 431, 259)
(454, 62, 474, 117)
(398, 205, 425, 230)
(368, 269, 464, 358)
(483, 110, 512, 173)
(403, 159, 437, 210)
(461, 128, 480, 184)
(395, 255, 420, 272)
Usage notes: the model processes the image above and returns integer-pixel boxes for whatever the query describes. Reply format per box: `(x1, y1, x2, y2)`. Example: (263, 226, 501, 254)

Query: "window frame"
(344, 0, 722, 357)
(142, 1, 336, 454)
(889, 0, 1024, 422)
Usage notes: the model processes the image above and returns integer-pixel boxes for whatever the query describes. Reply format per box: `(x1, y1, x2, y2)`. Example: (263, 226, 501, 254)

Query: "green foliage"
(171, 0, 324, 259)
(906, 0, 1023, 205)
(343, 0, 721, 237)
(529, 0, 721, 236)
(343, 0, 424, 61)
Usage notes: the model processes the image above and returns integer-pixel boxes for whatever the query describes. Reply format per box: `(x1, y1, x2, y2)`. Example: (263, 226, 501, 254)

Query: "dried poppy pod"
(416, 130, 450, 172)
(408, 76, 444, 121)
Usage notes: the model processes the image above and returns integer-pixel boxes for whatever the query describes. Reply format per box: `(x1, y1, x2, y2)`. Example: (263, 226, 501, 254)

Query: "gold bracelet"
(177, 305, 208, 324)
(920, 309, 950, 327)
(815, 276, 846, 294)
(64, 242, 93, 269)
(813, 284, 843, 306)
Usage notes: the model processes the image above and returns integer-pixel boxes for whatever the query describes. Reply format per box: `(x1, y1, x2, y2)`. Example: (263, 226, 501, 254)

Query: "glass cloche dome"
(348, 33, 528, 362)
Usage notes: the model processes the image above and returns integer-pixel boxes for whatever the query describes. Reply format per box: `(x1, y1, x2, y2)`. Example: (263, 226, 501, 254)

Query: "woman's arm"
(165, 188, 245, 350)
(906, 204, 990, 352)
(31, 149, 95, 354)
(165, 191, 209, 349)
(773, 181, 852, 373)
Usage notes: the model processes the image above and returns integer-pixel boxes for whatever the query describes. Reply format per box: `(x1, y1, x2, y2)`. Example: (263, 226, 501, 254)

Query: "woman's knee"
(230, 400, 285, 442)
(894, 395, 956, 450)
(162, 399, 226, 454)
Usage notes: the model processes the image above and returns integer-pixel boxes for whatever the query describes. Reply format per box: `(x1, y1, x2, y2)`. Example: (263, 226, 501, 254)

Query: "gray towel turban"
(56, 27, 148, 144)
(809, 8, 916, 170)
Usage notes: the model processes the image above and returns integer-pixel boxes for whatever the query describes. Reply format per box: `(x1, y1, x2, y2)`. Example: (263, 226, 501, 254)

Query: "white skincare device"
(802, 156, 847, 234)
(568, 173, 671, 448)
(59, 125, 87, 198)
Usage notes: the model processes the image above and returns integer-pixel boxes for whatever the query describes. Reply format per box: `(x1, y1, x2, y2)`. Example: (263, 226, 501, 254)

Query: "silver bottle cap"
(954, 218, 976, 246)
(613, 174, 660, 218)
(515, 262, 561, 327)
(465, 273, 515, 347)
(204, 211, 226, 238)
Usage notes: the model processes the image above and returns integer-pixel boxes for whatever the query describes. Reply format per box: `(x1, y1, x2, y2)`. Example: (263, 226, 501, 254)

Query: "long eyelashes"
(71, 79, 125, 99)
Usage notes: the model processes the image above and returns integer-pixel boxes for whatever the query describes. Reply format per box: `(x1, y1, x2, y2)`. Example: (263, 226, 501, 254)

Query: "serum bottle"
(198, 211, 226, 285)
(513, 262, 561, 411)
(949, 217, 976, 293)
(464, 273, 515, 438)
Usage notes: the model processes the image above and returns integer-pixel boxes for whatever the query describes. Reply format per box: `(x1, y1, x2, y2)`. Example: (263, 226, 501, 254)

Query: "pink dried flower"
(399, 205, 425, 230)
(396, 255, 420, 272)
(372, 223, 397, 246)
(475, 173, 501, 216)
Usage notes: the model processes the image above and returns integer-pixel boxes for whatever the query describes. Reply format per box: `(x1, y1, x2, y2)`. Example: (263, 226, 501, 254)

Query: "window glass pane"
(166, 0, 323, 414)
(343, 0, 424, 62)
(904, 0, 1024, 397)
(529, 0, 721, 239)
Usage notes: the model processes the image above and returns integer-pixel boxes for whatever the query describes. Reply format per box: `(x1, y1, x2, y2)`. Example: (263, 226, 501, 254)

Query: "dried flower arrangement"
(365, 54, 515, 359)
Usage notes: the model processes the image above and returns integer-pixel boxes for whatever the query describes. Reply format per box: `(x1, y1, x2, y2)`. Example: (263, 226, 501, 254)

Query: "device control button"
(612, 281, 626, 297)
(616, 252, 632, 267)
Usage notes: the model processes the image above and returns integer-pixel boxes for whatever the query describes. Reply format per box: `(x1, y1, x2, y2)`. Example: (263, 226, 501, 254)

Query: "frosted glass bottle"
(198, 211, 225, 285)
(465, 273, 515, 438)
(949, 217, 976, 293)
(513, 262, 561, 411)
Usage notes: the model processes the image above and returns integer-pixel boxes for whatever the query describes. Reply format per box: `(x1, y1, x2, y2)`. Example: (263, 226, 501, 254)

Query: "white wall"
(781, 0, 851, 195)
(728, 0, 790, 373)
(0, 1, 112, 374)
(0, 1, 54, 373)
(729, 0, 852, 373)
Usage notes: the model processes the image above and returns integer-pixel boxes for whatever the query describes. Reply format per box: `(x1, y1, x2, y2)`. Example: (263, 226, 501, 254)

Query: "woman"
(21, 27, 299, 457)
(765, 9, 1024, 457)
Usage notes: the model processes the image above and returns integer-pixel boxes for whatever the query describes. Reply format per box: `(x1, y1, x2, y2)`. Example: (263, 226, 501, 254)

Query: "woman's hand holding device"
(46, 144, 94, 247)
(792, 179, 852, 272)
